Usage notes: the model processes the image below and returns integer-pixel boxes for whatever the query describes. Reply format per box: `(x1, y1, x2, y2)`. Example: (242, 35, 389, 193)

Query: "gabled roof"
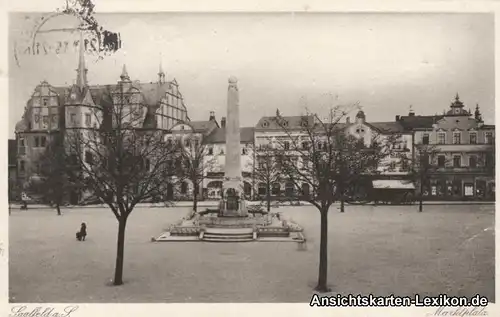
(189, 120, 219, 132)
(205, 127, 255, 144)
(397, 115, 444, 130)
(369, 121, 405, 133)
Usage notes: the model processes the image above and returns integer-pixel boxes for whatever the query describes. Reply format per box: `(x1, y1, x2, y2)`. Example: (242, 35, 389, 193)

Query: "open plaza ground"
(9, 203, 495, 303)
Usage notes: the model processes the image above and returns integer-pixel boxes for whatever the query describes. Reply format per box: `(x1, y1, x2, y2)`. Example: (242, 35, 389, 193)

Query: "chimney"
(346, 117, 350, 124)
(221, 117, 226, 128)
(395, 115, 400, 121)
(209, 111, 215, 121)
(408, 105, 415, 117)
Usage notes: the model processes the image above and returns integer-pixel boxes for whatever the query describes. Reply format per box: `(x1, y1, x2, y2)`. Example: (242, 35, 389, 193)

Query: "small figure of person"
(76, 222, 87, 241)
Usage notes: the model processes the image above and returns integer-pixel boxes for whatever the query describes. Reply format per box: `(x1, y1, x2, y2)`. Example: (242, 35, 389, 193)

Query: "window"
(208, 146, 213, 155)
(485, 153, 493, 168)
(485, 132, 493, 144)
(70, 114, 76, 125)
(85, 114, 91, 126)
(166, 160, 173, 170)
(272, 183, 280, 196)
(437, 132, 446, 145)
(40, 136, 46, 147)
(19, 161, 25, 172)
(242, 148, 247, 155)
(181, 182, 188, 194)
(42, 116, 49, 127)
(389, 161, 397, 171)
(257, 157, 266, 169)
(453, 132, 461, 145)
(220, 148, 224, 155)
(401, 158, 409, 171)
(258, 183, 267, 196)
(422, 133, 429, 145)
(184, 139, 191, 147)
(469, 155, 477, 168)
(302, 142, 309, 150)
(453, 155, 461, 167)
(469, 132, 477, 144)
(85, 151, 93, 164)
(438, 155, 446, 167)
(284, 141, 290, 150)
(275, 156, 282, 170)
(464, 184, 474, 197)
(34, 136, 40, 148)
(43, 98, 49, 106)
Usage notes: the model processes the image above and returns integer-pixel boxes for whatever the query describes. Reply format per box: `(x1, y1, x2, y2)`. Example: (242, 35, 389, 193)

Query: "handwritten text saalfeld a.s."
(9, 305, 79, 317)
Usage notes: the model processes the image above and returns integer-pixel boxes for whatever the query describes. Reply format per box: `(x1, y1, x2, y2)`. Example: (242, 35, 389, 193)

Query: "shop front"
(424, 175, 494, 201)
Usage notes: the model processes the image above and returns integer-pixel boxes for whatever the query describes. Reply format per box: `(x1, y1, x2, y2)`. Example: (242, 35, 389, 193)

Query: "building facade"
(397, 95, 495, 201)
(14, 38, 190, 202)
(252, 111, 414, 200)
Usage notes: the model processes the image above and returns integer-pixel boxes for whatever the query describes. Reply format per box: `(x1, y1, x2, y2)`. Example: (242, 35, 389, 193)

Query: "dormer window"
(262, 121, 269, 128)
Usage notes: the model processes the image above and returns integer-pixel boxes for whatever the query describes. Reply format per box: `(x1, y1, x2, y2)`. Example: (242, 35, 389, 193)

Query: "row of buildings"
(10, 40, 495, 202)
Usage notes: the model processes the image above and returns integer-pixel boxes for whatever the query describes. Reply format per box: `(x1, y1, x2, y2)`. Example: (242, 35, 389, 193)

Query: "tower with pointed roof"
(158, 60, 166, 84)
(447, 93, 469, 116)
(474, 104, 483, 122)
(120, 64, 131, 82)
(76, 31, 88, 91)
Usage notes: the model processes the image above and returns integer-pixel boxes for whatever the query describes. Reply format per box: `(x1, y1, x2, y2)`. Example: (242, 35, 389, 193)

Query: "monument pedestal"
(219, 178, 248, 217)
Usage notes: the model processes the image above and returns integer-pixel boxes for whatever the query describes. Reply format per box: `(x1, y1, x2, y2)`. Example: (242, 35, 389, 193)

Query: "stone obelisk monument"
(220, 76, 247, 217)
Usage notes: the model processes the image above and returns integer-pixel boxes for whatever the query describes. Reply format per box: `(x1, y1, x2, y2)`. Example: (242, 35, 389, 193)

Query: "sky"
(8, 12, 495, 138)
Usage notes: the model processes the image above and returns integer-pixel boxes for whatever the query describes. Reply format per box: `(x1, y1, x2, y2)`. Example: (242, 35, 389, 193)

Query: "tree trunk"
(339, 182, 345, 213)
(113, 216, 127, 286)
(56, 203, 61, 216)
(419, 178, 423, 212)
(266, 184, 271, 212)
(315, 208, 330, 292)
(193, 183, 198, 212)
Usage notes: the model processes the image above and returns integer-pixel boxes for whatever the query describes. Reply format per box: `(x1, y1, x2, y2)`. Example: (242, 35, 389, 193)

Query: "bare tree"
(405, 144, 441, 212)
(175, 132, 218, 212)
(253, 149, 282, 212)
(65, 86, 179, 285)
(271, 106, 395, 292)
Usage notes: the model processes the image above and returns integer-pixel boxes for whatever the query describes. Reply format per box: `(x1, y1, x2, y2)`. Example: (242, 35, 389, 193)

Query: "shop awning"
(372, 180, 415, 190)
